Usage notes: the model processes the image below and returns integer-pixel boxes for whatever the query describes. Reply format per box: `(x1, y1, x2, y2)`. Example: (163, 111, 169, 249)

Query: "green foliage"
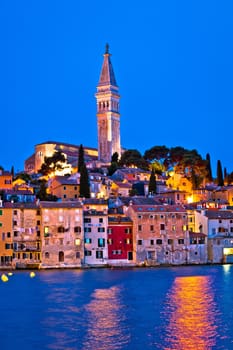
(108, 152, 119, 176)
(39, 151, 66, 176)
(79, 164, 90, 198)
(206, 153, 213, 182)
(15, 172, 32, 183)
(78, 144, 85, 172)
(111, 152, 119, 163)
(119, 149, 149, 170)
(148, 168, 157, 194)
(36, 180, 58, 201)
(217, 160, 224, 186)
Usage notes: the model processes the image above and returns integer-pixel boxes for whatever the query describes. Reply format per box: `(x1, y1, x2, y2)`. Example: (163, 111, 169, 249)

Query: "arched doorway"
(59, 251, 64, 262)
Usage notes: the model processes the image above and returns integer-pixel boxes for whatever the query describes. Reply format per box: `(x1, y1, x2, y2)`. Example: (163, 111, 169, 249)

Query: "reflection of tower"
(95, 44, 121, 163)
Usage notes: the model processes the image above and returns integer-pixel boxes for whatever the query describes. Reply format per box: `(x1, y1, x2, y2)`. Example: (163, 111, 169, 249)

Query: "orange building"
(0, 203, 13, 268)
(0, 171, 13, 190)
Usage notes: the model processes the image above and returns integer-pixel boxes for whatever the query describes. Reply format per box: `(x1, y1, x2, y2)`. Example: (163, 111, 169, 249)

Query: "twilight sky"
(1, 0, 233, 174)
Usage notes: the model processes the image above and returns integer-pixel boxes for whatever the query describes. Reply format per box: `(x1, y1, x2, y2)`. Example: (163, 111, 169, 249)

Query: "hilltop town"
(1, 45, 233, 269)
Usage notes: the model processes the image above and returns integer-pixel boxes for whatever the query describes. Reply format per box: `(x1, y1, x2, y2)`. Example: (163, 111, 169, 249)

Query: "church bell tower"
(95, 44, 121, 163)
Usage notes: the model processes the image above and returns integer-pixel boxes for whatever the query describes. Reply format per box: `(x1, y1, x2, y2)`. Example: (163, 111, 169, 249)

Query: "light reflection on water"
(162, 275, 221, 350)
(82, 286, 130, 350)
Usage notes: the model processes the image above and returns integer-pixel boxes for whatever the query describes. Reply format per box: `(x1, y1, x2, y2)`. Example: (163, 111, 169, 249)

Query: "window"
(63, 186, 66, 190)
(99, 218, 103, 223)
(149, 215, 154, 219)
(85, 250, 92, 256)
(150, 240, 154, 245)
(63, 194, 67, 199)
(107, 228, 112, 234)
(98, 227, 105, 232)
(138, 215, 142, 219)
(84, 218, 91, 223)
(125, 228, 132, 234)
(13, 221, 17, 226)
(138, 239, 142, 245)
(58, 226, 65, 233)
(125, 238, 132, 244)
(84, 227, 91, 233)
(160, 215, 164, 219)
(74, 226, 81, 233)
(138, 225, 142, 232)
(160, 224, 165, 231)
(96, 251, 103, 259)
(59, 239, 63, 245)
(5, 243, 12, 249)
(219, 220, 222, 223)
(14, 231, 18, 237)
(168, 239, 173, 245)
(150, 225, 154, 232)
(75, 238, 81, 246)
(7, 232, 10, 238)
(182, 225, 187, 231)
(45, 252, 49, 259)
(98, 238, 105, 247)
(231, 227, 233, 233)
(156, 239, 162, 245)
(74, 186, 77, 190)
(107, 238, 113, 244)
(36, 210, 40, 215)
(13, 210, 17, 215)
(172, 225, 176, 231)
(84, 238, 92, 244)
(2, 233, 5, 241)
(37, 220, 40, 226)
(44, 226, 49, 237)
(178, 239, 184, 244)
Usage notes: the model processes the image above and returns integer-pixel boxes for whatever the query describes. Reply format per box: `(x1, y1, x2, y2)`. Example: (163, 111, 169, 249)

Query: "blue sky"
(0, 0, 233, 175)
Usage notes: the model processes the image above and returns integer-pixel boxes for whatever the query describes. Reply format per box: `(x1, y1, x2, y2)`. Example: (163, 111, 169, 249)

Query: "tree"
(39, 151, 67, 177)
(36, 180, 58, 201)
(217, 160, 224, 186)
(119, 149, 149, 170)
(78, 144, 85, 172)
(206, 153, 213, 182)
(148, 168, 157, 195)
(144, 145, 169, 163)
(79, 164, 90, 198)
(108, 152, 119, 176)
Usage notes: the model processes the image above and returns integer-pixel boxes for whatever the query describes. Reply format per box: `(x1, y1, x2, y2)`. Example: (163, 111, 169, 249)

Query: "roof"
(108, 216, 133, 224)
(98, 45, 117, 86)
(36, 141, 97, 152)
(40, 201, 82, 209)
(131, 205, 186, 213)
(51, 176, 78, 186)
(204, 210, 233, 219)
(189, 231, 206, 238)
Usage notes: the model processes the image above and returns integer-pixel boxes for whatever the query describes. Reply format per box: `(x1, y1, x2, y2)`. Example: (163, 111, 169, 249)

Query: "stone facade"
(95, 45, 121, 163)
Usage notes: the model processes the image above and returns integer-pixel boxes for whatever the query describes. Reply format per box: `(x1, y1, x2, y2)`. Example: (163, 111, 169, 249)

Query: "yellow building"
(12, 203, 41, 269)
(0, 204, 13, 268)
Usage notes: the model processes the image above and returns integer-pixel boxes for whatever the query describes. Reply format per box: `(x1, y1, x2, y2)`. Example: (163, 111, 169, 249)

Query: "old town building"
(126, 204, 189, 265)
(40, 201, 84, 268)
(95, 44, 121, 163)
(0, 203, 13, 268)
(12, 203, 41, 269)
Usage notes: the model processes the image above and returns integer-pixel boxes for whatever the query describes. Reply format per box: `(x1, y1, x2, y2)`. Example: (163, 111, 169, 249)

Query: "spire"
(98, 44, 118, 86)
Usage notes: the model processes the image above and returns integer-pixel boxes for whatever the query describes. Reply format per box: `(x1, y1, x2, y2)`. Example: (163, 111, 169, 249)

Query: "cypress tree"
(79, 164, 90, 198)
(217, 160, 224, 186)
(206, 153, 212, 182)
(148, 168, 157, 195)
(78, 144, 85, 172)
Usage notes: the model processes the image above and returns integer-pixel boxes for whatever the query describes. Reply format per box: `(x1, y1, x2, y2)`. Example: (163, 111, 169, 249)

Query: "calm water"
(0, 265, 233, 350)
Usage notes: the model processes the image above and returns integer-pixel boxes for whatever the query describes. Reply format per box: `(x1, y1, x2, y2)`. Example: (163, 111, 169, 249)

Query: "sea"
(0, 265, 233, 350)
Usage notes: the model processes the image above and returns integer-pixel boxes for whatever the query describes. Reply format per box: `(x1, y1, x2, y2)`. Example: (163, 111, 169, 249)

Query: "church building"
(24, 45, 121, 174)
(95, 44, 121, 164)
